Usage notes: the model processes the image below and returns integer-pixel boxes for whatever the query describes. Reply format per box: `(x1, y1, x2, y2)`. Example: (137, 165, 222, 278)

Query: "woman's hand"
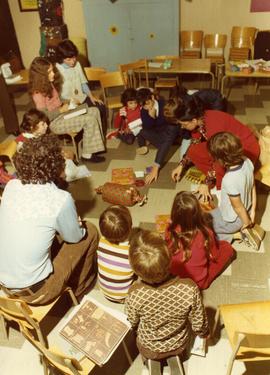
(196, 183, 212, 203)
(90, 94, 103, 105)
(145, 165, 159, 185)
(59, 103, 69, 113)
(171, 165, 183, 182)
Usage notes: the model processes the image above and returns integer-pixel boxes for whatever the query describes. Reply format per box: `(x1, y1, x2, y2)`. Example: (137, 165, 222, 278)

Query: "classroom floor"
(1, 78, 270, 375)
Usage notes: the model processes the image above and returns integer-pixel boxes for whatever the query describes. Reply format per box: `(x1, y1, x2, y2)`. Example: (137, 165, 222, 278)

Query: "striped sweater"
(97, 237, 135, 302)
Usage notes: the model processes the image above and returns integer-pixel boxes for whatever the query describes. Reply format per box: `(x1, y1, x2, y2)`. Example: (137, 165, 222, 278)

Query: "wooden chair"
(229, 26, 257, 61)
(217, 300, 270, 375)
(0, 139, 17, 168)
(204, 34, 227, 77)
(20, 323, 95, 375)
(0, 287, 78, 347)
(154, 55, 180, 94)
(119, 59, 149, 88)
(180, 30, 204, 58)
(99, 71, 125, 129)
(84, 67, 106, 82)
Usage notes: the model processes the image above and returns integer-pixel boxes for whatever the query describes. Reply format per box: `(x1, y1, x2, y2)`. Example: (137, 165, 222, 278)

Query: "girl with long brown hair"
(165, 191, 235, 289)
(29, 57, 105, 163)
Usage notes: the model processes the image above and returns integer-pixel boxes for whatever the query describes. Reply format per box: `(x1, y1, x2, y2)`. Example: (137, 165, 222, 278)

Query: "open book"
(63, 103, 88, 120)
(60, 297, 130, 366)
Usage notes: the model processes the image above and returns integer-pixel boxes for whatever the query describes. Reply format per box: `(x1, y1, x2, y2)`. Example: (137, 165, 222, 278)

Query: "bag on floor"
(96, 182, 147, 206)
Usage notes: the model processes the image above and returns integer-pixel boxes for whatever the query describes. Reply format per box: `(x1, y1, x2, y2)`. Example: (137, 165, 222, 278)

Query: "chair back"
(231, 26, 257, 49)
(20, 324, 85, 375)
(0, 295, 35, 329)
(204, 34, 227, 52)
(119, 59, 149, 88)
(219, 300, 270, 364)
(84, 67, 106, 82)
(99, 71, 124, 90)
(230, 26, 257, 60)
(181, 30, 203, 58)
(0, 140, 17, 168)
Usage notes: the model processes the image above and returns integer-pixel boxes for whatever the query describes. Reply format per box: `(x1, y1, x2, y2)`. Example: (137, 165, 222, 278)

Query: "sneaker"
(167, 356, 184, 375)
(106, 130, 119, 139)
(81, 154, 105, 163)
(241, 227, 261, 251)
(137, 146, 149, 155)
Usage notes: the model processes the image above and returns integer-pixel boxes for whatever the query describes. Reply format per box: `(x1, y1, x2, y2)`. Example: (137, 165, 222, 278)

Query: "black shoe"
(81, 154, 105, 163)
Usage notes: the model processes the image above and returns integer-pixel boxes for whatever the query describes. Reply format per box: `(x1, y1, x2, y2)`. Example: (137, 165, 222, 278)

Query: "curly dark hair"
(174, 95, 205, 121)
(13, 134, 65, 184)
(28, 57, 62, 98)
(20, 108, 49, 133)
(121, 88, 137, 106)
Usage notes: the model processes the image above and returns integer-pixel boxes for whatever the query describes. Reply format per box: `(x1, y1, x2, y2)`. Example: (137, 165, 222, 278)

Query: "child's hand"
(145, 165, 159, 184)
(148, 105, 156, 118)
(196, 183, 212, 203)
(59, 103, 69, 113)
(171, 165, 183, 182)
(119, 107, 127, 117)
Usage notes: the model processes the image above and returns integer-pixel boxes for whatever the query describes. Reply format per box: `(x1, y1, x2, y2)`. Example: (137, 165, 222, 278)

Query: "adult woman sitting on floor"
(171, 97, 260, 201)
(29, 57, 105, 163)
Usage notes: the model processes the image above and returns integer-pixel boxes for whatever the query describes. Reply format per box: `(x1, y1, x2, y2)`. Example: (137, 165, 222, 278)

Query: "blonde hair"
(129, 228, 171, 284)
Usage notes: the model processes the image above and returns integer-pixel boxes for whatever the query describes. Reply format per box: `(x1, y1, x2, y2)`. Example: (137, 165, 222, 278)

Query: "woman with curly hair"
(0, 134, 98, 304)
(165, 191, 235, 289)
(29, 57, 105, 163)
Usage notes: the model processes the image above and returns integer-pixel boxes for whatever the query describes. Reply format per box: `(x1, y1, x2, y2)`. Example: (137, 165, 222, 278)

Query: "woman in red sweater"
(165, 191, 235, 289)
(171, 97, 260, 201)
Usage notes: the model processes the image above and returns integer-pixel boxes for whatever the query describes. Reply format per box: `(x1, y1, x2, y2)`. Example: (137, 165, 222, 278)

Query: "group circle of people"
(0, 39, 263, 368)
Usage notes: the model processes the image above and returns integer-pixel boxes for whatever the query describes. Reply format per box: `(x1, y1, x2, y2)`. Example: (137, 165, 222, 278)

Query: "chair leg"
(71, 136, 79, 163)
(66, 287, 79, 306)
(148, 359, 161, 375)
(0, 315, 8, 340)
(41, 354, 49, 375)
(122, 339, 133, 366)
(167, 356, 185, 375)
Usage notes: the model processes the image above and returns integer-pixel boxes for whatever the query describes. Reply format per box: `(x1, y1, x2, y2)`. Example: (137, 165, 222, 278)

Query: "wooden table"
(146, 58, 215, 88)
(6, 69, 29, 86)
(220, 64, 270, 97)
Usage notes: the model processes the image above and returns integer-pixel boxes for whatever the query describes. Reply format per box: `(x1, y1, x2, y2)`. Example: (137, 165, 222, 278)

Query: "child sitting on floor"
(125, 228, 209, 370)
(98, 205, 135, 302)
(208, 131, 265, 250)
(136, 88, 180, 184)
(112, 88, 142, 145)
(165, 191, 235, 289)
(16, 108, 88, 183)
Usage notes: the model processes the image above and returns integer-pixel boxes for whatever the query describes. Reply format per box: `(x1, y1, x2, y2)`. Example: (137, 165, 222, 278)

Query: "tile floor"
(1, 79, 270, 374)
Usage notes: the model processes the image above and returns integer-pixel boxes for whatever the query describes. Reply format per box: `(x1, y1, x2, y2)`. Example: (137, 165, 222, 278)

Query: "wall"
(180, 0, 270, 58)
(8, 0, 86, 68)
(9, 0, 270, 67)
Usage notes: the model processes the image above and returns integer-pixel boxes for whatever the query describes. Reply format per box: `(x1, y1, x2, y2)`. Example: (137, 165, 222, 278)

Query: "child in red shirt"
(113, 88, 142, 145)
(165, 191, 235, 289)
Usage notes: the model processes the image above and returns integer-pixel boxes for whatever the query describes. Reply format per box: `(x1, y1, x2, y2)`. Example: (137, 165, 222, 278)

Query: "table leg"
(209, 72, 215, 89)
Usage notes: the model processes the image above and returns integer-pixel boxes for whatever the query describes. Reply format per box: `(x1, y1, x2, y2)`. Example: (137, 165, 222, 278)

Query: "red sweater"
(185, 110, 260, 188)
(114, 105, 141, 131)
(165, 225, 234, 289)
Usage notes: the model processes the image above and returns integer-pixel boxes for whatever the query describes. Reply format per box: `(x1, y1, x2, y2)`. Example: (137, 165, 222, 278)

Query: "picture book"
(60, 297, 130, 366)
(111, 168, 135, 185)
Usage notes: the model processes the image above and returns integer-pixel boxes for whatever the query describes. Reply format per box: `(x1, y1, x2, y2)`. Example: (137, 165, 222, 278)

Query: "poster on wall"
(18, 0, 38, 12)
(250, 0, 270, 12)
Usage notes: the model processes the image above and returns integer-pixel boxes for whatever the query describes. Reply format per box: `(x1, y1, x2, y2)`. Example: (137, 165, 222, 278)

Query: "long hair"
(28, 57, 61, 98)
(167, 191, 214, 262)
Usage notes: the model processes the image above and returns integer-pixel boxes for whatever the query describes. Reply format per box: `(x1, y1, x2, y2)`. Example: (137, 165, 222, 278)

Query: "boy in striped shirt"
(98, 205, 135, 302)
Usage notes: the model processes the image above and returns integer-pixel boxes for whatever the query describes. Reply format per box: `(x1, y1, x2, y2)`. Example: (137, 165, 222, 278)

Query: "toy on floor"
(96, 182, 147, 206)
